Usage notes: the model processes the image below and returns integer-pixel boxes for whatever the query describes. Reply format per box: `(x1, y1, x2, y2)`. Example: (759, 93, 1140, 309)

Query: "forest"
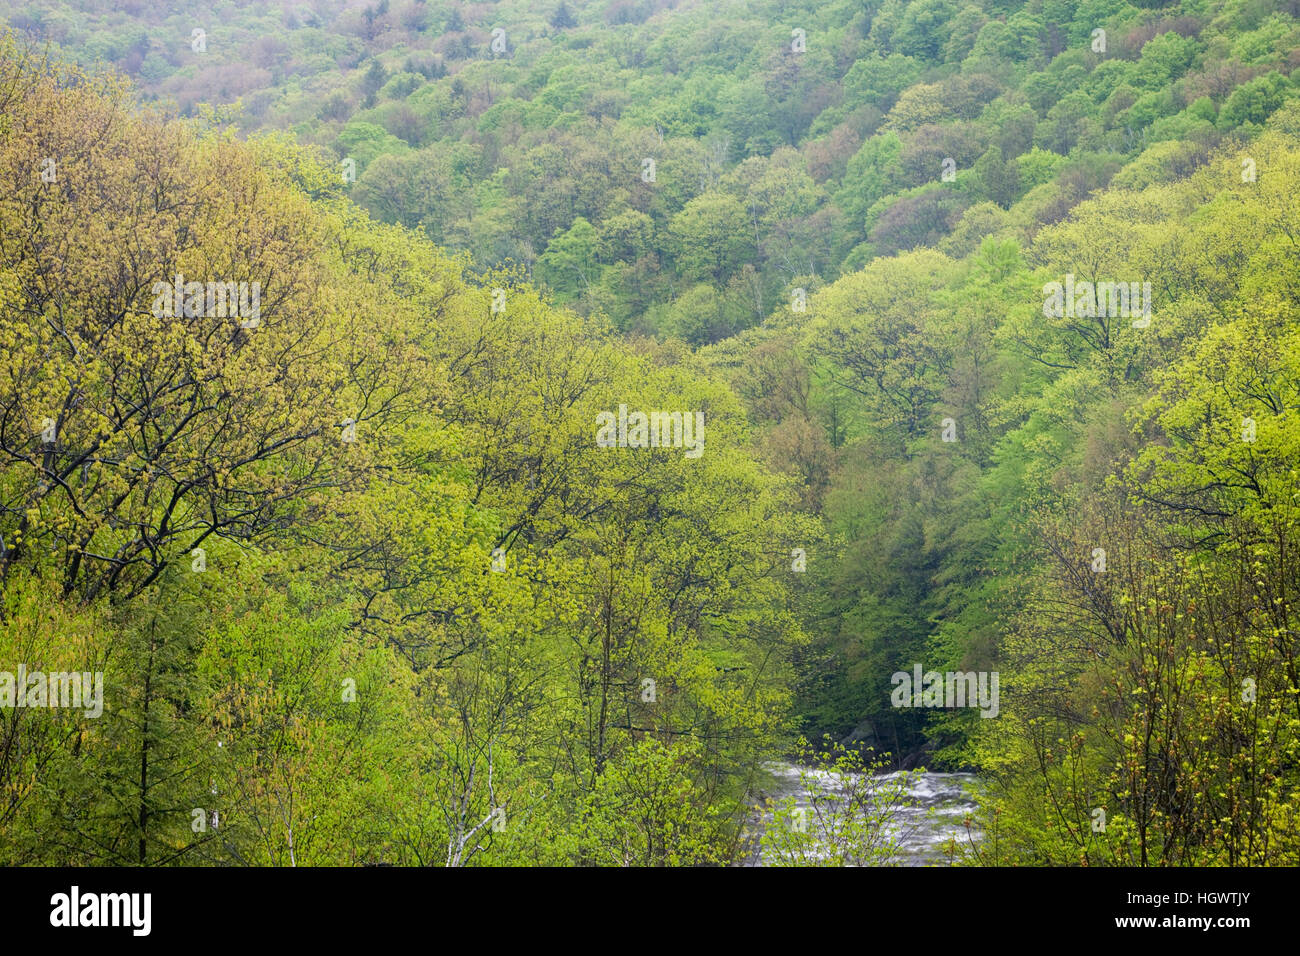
(0, 0, 1298, 867)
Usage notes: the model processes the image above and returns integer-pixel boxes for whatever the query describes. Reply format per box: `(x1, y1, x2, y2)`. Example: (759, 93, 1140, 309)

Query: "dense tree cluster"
(0, 38, 814, 865)
(717, 103, 1300, 865)
(8, 1, 1298, 344)
(2, 0, 1300, 866)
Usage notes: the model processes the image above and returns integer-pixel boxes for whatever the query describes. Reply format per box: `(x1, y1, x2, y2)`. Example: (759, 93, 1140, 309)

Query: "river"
(745, 761, 982, 866)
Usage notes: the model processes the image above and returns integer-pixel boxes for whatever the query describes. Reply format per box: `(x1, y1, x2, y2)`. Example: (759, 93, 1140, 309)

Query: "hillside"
(1, 0, 1299, 868)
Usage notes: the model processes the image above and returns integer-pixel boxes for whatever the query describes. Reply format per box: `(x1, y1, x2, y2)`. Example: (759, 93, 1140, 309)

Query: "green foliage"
(4, 0, 1288, 353)
(2, 0, 1300, 869)
(0, 36, 815, 866)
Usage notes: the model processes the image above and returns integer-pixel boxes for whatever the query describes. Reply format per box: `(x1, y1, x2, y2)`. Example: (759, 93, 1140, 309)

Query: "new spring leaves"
(1089, 547, 1258, 705)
